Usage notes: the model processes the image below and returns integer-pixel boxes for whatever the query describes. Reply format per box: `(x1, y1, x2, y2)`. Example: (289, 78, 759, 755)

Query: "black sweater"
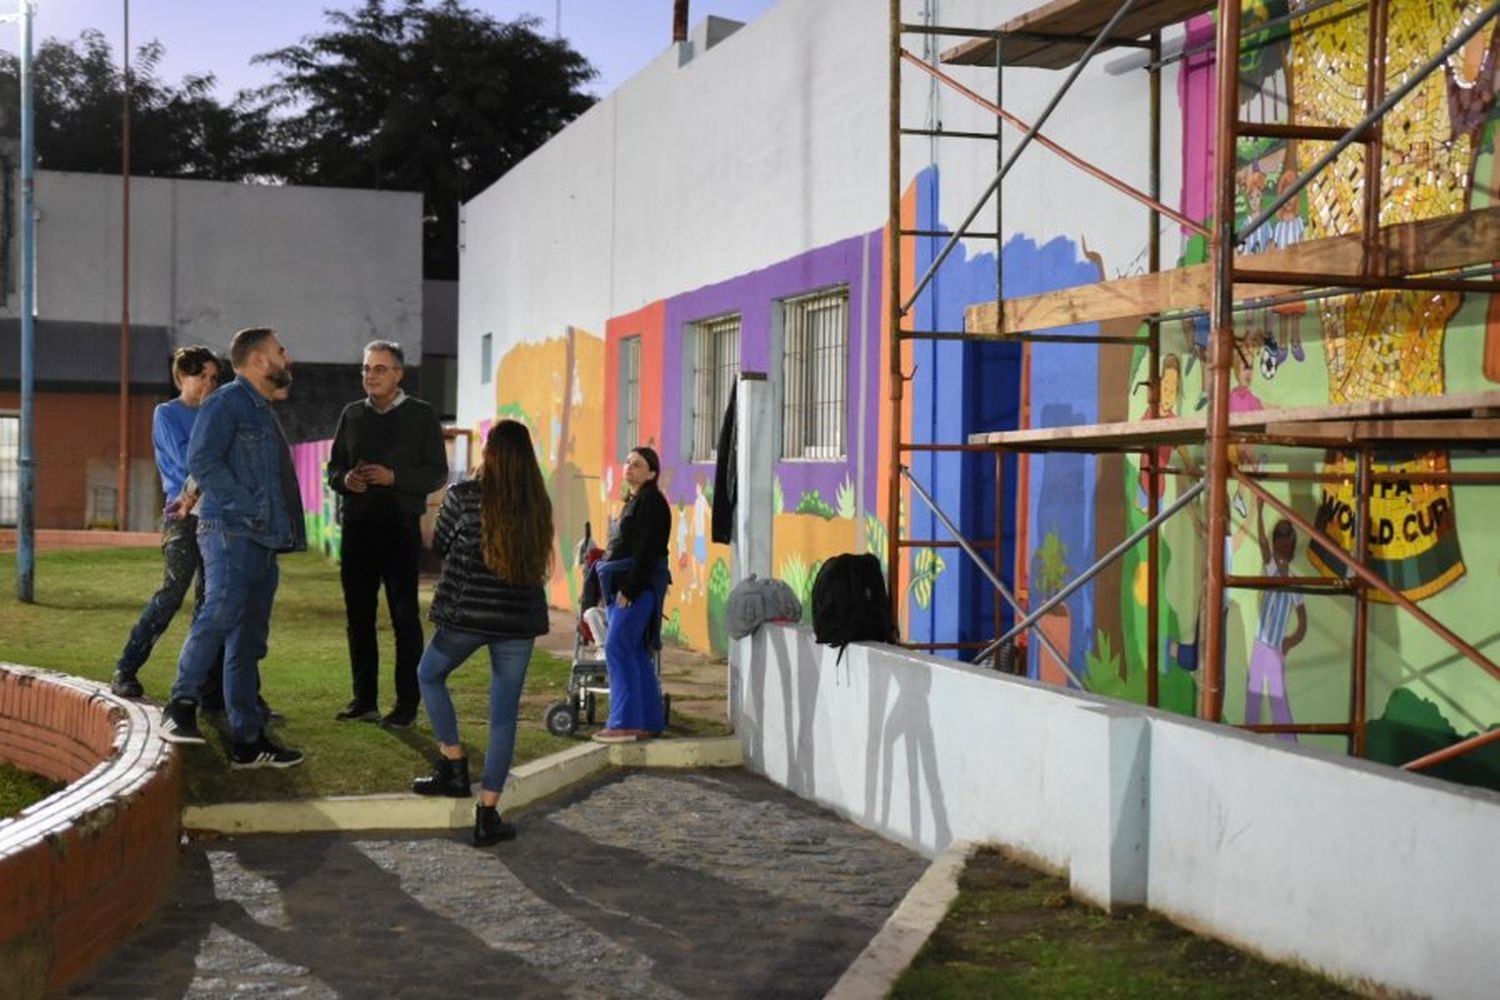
(327, 396, 448, 521)
(427, 480, 549, 638)
(605, 484, 672, 600)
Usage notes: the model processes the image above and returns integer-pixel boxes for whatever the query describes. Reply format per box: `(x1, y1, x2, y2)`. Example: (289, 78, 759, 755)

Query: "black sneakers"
(159, 699, 206, 744)
(229, 734, 305, 770)
(382, 703, 419, 729)
(335, 700, 381, 722)
(110, 671, 144, 699)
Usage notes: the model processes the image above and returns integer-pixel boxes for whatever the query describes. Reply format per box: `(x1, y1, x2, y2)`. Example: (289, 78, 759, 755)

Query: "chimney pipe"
(673, 0, 688, 43)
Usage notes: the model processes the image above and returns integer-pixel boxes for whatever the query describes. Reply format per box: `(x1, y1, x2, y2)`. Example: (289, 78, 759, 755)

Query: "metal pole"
(1360, 0, 1388, 276)
(1352, 447, 1372, 755)
(117, 0, 132, 529)
(900, 0, 1143, 316)
(16, 0, 36, 602)
(900, 466, 1083, 689)
(991, 479, 1207, 655)
(1200, 0, 1241, 722)
(1147, 30, 1162, 706)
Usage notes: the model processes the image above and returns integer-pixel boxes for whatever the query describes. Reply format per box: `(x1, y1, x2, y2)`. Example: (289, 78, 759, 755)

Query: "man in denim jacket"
(160, 327, 308, 769)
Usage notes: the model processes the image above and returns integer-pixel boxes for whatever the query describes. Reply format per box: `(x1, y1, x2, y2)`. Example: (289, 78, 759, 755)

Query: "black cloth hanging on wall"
(711, 381, 737, 543)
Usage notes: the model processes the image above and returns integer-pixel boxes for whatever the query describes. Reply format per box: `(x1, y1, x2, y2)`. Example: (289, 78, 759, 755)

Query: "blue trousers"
(417, 627, 532, 793)
(605, 589, 664, 732)
(170, 526, 278, 745)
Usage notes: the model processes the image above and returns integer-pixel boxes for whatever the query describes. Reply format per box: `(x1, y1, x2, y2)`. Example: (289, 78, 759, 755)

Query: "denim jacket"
(188, 375, 307, 552)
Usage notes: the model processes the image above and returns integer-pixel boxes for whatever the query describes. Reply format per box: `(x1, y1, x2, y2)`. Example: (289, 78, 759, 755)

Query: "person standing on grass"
(326, 341, 447, 728)
(410, 419, 551, 847)
(591, 446, 671, 745)
(110, 346, 221, 701)
(159, 327, 306, 770)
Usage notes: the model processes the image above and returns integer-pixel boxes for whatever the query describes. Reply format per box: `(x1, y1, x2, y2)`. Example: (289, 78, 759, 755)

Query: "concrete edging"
(823, 840, 976, 1000)
(181, 735, 744, 834)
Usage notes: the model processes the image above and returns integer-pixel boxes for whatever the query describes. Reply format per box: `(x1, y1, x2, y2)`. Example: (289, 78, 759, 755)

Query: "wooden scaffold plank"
(943, 0, 1215, 69)
(964, 205, 1500, 337)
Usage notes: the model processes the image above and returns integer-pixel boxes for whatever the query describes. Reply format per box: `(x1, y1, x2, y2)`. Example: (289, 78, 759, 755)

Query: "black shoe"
(159, 699, 206, 744)
(382, 703, 419, 729)
(473, 804, 516, 846)
(110, 671, 144, 699)
(258, 697, 285, 725)
(335, 700, 380, 722)
(229, 734, 305, 770)
(411, 755, 471, 797)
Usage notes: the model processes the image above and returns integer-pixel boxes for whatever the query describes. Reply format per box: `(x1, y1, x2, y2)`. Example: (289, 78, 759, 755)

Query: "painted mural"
(1099, 2, 1500, 781)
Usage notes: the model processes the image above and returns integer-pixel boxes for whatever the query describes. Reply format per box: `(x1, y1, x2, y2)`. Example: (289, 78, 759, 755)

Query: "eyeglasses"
(361, 365, 400, 375)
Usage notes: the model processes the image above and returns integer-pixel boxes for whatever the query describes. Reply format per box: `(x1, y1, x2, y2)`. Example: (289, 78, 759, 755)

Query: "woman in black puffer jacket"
(410, 420, 552, 847)
(592, 445, 672, 743)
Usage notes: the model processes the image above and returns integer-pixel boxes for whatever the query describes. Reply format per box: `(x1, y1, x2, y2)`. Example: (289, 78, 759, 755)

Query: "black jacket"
(605, 484, 672, 601)
(711, 381, 736, 544)
(327, 396, 448, 522)
(427, 479, 549, 638)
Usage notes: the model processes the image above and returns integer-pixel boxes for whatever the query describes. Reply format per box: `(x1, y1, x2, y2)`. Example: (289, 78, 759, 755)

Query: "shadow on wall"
(765, 626, 820, 797)
(864, 652, 951, 850)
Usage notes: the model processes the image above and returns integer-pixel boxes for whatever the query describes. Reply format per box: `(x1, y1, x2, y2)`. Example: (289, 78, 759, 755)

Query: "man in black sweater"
(327, 341, 448, 726)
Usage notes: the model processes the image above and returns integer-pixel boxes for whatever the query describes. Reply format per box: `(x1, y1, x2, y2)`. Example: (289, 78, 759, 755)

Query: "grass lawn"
(0, 547, 718, 805)
(892, 847, 1357, 999)
(0, 762, 63, 820)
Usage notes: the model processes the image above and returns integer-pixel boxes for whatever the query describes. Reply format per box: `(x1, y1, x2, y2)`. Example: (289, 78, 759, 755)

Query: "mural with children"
(1103, 2, 1500, 780)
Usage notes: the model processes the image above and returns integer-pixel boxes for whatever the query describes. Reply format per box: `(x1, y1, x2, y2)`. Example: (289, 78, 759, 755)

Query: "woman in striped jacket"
(410, 419, 552, 847)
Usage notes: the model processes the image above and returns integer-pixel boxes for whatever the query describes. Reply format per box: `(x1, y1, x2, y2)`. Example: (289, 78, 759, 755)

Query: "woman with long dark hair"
(411, 420, 552, 846)
(593, 445, 672, 743)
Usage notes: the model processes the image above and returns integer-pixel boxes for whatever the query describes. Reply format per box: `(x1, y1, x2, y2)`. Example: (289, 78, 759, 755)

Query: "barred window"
(689, 313, 741, 461)
(781, 288, 847, 460)
(619, 336, 641, 460)
(0, 413, 17, 527)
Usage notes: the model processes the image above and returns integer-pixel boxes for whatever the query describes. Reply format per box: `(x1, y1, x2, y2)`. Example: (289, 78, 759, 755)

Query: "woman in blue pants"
(410, 420, 552, 846)
(593, 446, 671, 743)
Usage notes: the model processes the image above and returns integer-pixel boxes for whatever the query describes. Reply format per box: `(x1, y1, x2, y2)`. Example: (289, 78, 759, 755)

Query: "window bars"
(690, 313, 742, 461)
(620, 336, 642, 459)
(0, 414, 17, 526)
(782, 288, 849, 460)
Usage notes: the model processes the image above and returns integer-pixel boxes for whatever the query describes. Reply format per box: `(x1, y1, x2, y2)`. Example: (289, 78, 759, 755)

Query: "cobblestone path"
(69, 769, 926, 999)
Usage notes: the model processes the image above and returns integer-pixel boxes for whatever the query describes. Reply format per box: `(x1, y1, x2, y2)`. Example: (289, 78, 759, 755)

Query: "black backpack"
(812, 553, 895, 659)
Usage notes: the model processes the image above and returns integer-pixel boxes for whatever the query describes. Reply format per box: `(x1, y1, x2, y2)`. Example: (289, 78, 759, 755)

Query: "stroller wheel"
(584, 691, 597, 725)
(544, 700, 578, 737)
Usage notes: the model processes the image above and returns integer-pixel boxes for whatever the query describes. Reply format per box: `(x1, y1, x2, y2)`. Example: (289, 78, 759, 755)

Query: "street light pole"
(116, 0, 131, 530)
(16, 0, 36, 602)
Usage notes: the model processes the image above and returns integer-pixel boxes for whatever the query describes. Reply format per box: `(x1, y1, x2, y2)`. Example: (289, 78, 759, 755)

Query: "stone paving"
(68, 768, 927, 999)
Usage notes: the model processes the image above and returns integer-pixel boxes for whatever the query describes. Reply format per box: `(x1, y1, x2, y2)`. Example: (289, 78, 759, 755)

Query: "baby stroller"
(544, 522, 671, 737)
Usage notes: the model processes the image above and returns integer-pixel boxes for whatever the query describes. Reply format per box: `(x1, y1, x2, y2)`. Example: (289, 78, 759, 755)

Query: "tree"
(256, 0, 597, 279)
(0, 30, 274, 181)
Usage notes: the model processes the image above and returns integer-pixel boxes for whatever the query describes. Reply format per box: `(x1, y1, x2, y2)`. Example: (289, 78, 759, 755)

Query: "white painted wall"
(739, 624, 1500, 999)
(18, 171, 422, 363)
(457, 0, 1184, 426)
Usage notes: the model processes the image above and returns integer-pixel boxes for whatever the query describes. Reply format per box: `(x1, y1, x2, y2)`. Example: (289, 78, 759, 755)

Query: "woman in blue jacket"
(410, 420, 552, 847)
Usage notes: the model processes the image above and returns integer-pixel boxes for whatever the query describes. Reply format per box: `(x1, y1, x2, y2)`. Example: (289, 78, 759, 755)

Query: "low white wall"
(736, 624, 1500, 999)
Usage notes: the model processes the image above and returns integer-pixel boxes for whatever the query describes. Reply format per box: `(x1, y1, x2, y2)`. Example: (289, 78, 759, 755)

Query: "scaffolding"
(888, 0, 1500, 773)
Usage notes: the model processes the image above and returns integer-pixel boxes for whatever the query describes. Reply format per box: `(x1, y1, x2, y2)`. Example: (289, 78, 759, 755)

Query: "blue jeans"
(605, 589, 664, 732)
(417, 627, 533, 794)
(171, 526, 279, 744)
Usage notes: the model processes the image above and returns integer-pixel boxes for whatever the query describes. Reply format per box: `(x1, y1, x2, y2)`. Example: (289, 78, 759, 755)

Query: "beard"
(266, 365, 293, 390)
